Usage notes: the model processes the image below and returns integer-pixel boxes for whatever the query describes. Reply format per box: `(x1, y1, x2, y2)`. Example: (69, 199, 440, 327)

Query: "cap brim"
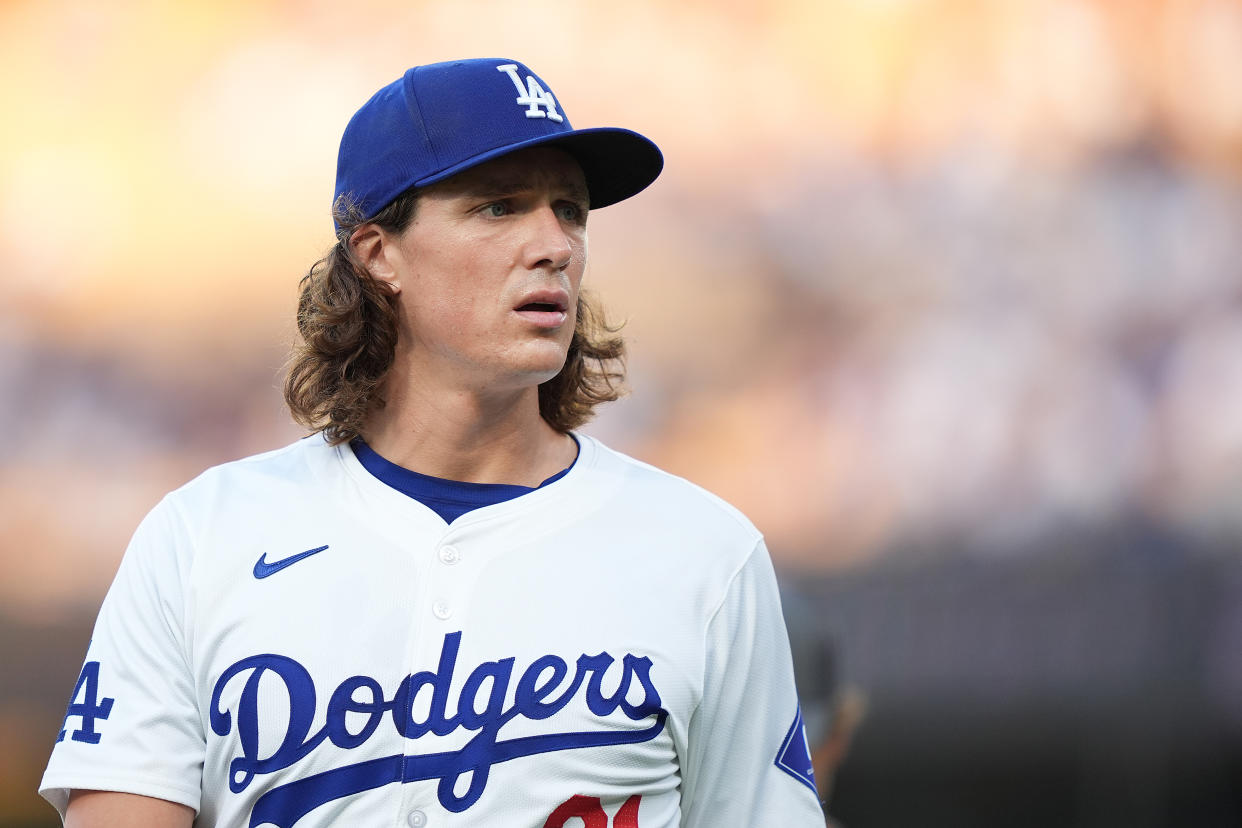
(412, 127, 663, 210)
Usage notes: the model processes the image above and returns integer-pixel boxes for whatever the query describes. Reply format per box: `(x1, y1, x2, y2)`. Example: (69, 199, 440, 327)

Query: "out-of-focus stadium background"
(3, 1, 1241, 825)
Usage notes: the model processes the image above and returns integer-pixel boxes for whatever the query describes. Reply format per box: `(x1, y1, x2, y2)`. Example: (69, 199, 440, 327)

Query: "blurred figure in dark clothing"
(781, 579, 866, 826)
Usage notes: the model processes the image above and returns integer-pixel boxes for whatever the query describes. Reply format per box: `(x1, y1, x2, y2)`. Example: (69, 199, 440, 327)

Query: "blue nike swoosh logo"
(254, 545, 330, 579)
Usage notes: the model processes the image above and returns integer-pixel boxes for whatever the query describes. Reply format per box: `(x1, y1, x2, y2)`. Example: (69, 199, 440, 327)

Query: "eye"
(556, 202, 587, 224)
(481, 202, 510, 218)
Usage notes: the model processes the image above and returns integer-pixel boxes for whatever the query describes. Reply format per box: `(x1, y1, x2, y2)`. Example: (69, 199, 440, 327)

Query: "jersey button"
(432, 601, 452, 620)
(407, 810, 428, 828)
(438, 545, 460, 565)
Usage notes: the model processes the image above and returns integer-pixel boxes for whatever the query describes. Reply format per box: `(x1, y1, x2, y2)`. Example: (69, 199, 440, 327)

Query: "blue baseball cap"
(333, 58, 664, 230)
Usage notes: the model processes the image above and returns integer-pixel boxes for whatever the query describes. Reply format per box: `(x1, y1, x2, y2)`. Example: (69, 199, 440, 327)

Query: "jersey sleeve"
(680, 539, 826, 827)
(39, 496, 204, 819)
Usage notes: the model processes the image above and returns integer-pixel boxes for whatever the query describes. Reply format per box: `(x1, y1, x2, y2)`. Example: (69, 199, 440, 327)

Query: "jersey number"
(544, 794, 641, 828)
(57, 660, 114, 744)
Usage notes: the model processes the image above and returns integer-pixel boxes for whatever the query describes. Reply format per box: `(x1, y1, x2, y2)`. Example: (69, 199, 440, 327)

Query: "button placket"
(431, 541, 463, 620)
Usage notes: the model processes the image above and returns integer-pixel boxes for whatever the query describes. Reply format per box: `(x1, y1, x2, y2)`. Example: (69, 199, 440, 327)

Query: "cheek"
(404, 255, 489, 322)
(395, 282, 467, 346)
(574, 234, 588, 276)
(409, 294, 488, 341)
(564, 247, 587, 298)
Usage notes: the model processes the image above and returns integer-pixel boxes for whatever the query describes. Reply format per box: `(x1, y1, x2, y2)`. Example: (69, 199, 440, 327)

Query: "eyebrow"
(453, 171, 590, 205)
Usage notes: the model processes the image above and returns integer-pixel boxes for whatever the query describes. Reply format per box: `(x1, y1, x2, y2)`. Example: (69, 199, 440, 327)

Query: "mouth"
(516, 301, 565, 313)
(513, 291, 570, 328)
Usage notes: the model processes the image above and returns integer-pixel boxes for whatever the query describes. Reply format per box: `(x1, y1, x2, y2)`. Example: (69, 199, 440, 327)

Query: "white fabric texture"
(41, 434, 824, 827)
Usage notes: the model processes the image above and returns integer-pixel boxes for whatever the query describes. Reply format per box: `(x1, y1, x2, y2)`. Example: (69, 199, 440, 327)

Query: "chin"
(490, 353, 570, 391)
(522, 340, 572, 374)
(526, 360, 571, 387)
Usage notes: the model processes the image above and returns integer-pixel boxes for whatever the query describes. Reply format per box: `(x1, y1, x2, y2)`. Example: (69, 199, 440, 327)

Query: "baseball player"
(41, 58, 826, 827)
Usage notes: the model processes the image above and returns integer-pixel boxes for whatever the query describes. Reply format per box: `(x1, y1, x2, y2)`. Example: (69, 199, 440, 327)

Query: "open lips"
(514, 290, 570, 328)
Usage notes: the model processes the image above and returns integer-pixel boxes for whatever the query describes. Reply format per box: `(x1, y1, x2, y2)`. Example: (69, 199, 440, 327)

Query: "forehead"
(423, 146, 589, 202)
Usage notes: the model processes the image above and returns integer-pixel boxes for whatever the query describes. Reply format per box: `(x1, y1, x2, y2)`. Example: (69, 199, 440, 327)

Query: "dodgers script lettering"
(209, 632, 667, 827)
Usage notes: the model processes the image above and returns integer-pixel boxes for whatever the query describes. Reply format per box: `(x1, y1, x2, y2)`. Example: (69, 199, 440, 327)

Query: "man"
(780, 580, 866, 826)
(41, 58, 825, 827)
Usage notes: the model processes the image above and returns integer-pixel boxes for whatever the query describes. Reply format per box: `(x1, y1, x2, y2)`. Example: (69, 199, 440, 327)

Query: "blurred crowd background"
(2, 0, 1241, 825)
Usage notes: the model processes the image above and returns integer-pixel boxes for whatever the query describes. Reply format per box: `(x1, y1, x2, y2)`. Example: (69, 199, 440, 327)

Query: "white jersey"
(41, 434, 825, 827)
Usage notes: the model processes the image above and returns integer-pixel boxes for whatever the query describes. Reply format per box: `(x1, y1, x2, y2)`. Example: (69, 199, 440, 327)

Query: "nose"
(523, 205, 574, 271)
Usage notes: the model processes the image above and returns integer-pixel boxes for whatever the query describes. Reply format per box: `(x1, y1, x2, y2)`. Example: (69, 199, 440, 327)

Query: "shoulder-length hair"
(283, 190, 626, 445)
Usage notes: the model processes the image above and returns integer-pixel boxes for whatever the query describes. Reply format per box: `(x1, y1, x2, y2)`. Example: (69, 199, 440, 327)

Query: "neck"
(360, 372, 575, 487)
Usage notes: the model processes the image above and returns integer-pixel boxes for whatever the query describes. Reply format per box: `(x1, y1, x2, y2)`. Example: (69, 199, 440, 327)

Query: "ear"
(350, 224, 403, 294)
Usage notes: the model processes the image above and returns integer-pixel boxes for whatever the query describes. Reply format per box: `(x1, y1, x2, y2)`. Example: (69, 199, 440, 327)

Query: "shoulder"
(140, 435, 339, 550)
(575, 433, 763, 551)
(166, 435, 336, 507)
(109, 436, 346, 592)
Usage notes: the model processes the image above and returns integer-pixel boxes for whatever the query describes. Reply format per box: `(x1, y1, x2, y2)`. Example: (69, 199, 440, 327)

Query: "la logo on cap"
(497, 63, 563, 123)
(333, 58, 662, 229)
